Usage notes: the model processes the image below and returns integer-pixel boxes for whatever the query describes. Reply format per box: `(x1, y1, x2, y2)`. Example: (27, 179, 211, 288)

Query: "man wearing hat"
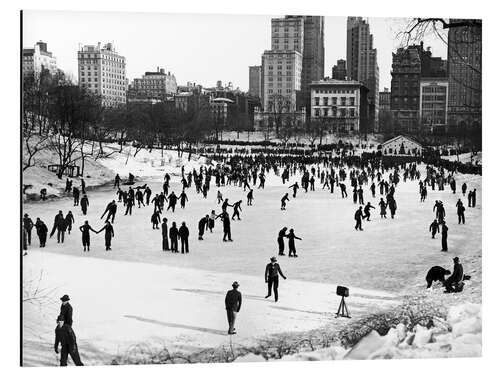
(444, 257, 464, 293)
(224, 281, 242, 335)
(265, 257, 287, 302)
(54, 315, 84, 366)
(59, 295, 73, 327)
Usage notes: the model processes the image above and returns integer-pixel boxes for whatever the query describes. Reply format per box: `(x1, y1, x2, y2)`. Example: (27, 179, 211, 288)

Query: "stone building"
(310, 79, 369, 134)
(78, 42, 127, 107)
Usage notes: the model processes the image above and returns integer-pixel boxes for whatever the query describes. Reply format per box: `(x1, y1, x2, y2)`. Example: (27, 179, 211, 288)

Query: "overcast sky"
(22, 10, 448, 91)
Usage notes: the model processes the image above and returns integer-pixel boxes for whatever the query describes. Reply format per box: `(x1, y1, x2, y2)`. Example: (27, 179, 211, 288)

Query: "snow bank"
(23, 140, 211, 201)
(441, 152, 482, 165)
(274, 302, 481, 361)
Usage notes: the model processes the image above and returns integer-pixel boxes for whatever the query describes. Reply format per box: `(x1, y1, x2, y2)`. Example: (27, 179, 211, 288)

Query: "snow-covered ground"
(22, 150, 482, 366)
(441, 152, 482, 165)
(22, 141, 212, 200)
(22, 252, 400, 366)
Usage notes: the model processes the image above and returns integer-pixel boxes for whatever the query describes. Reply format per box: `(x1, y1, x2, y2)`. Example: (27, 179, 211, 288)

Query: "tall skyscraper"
(248, 65, 262, 99)
(22, 41, 58, 80)
(261, 16, 305, 112)
(298, 16, 325, 114)
(332, 59, 347, 80)
(346, 17, 379, 132)
(261, 15, 324, 114)
(447, 19, 482, 130)
(78, 42, 127, 107)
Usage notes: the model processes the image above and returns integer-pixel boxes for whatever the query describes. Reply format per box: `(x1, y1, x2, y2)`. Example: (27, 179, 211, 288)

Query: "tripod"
(335, 295, 351, 318)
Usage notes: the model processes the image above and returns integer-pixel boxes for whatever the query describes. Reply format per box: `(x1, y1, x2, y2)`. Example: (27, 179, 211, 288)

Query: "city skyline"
(22, 10, 448, 91)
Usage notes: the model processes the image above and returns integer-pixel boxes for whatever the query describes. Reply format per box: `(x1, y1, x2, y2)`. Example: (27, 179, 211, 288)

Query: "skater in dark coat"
(208, 210, 216, 232)
(265, 257, 287, 301)
(221, 198, 233, 212)
(167, 192, 179, 212)
(388, 197, 397, 219)
(363, 202, 375, 221)
(35, 218, 48, 247)
(79, 221, 98, 251)
(169, 222, 179, 252)
(101, 200, 117, 223)
(23, 214, 34, 245)
(225, 281, 242, 335)
(425, 266, 451, 288)
(247, 189, 254, 206)
(124, 194, 134, 216)
(354, 206, 364, 231)
(456, 199, 466, 224)
(114, 174, 120, 188)
(429, 219, 440, 238)
(286, 229, 302, 257)
(179, 190, 189, 209)
(378, 198, 387, 218)
(72, 187, 80, 206)
(216, 211, 233, 241)
(145, 186, 152, 205)
(441, 221, 449, 252)
(232, 200, 243, 220)
(80, 195, 89, 215)
(198, 215, 209, 240)
(54, 316, 83, 366)
(97, 221, 114, 250)
(289, 182, 299, 198)
(64, 211, 74, 234)
(50, 211, 67, 243)
(277, 227, 288, 256)
(179, 222, 190, 253)
(161, 218, 169, 251)
(281, 193, 290, 210)
(151, 210, 161, 229)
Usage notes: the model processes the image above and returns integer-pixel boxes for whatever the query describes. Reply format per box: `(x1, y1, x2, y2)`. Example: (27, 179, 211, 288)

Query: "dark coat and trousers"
(224, 288, 242, 334)
(265, 262, 286, 301)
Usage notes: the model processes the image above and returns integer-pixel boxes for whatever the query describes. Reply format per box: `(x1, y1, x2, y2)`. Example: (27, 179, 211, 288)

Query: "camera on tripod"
(335, 286, 350, 318)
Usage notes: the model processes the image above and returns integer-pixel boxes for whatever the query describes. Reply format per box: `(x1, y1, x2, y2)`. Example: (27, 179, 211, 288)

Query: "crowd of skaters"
(22, 147, 480, 360)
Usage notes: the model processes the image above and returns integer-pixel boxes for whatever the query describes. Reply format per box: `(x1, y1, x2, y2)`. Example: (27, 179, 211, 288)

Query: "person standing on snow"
(265, 256, 287, 301)
(224, 281, 242, 335)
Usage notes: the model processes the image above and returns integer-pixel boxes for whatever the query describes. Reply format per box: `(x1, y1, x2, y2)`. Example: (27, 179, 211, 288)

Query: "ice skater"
(286, 229, 302, 257)
(281, 193, 290, 210)
(97, 221, 114, 251)
(161, 218, 169, 251)
(429, 219, 440, 239)
(265, 256, 287, 301)
(231, 200, 243, 220)
(277, 227, 287, 256)
(101, 200, 117, 223)
(441, 221, 449, 252)
(198, 215, 209, 240)
(354, 206, 364, 231)
(79, 220, 98, 252)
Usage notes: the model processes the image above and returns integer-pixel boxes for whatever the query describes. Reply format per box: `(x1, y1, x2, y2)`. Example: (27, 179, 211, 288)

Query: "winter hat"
(232, 281, 240, 288)
(60, 294, 70, 302)
(270, 256, 277, 262)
